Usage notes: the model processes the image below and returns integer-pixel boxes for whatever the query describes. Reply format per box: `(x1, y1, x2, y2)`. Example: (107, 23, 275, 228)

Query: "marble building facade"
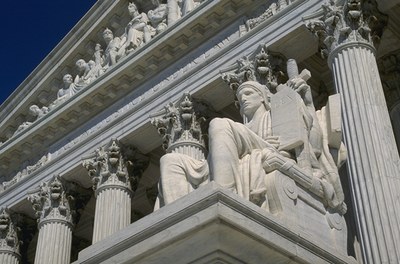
(0, 0, 399, 263)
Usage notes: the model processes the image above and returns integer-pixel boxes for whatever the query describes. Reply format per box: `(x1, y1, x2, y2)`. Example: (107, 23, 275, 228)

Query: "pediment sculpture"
(5, 0, 206, 143)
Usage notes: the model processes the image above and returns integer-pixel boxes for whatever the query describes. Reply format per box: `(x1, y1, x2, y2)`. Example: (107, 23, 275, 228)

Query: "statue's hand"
(288, 77, 313, 106)
(266, 136, 280, 149)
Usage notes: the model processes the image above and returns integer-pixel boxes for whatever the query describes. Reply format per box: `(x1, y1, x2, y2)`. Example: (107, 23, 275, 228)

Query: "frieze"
(3, 0, 256, 186)
(242, 0, 300, 35)
(51, 29, 237, 160)
(1, 0, 206, 144)
(1, 154, 50, 193)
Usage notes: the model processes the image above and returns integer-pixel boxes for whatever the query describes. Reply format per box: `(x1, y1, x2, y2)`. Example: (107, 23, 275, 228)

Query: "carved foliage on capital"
(82, 139, 148, 193)
(28, 175, 74, 225)
(222, 46, 286, 95)
(306, 0, 387, 57)
(151, 93, 212, 153)
(0, 208, 21, 255)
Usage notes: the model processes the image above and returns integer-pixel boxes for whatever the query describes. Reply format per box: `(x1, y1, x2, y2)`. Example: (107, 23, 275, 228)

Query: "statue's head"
(76, 59, 87, 71)
(128, 2, 139, 16)
(236, 81, 270, 118)
(62, 74, 73, 87)
(29, 105, 40, 116)
(102, 28, 114, 42)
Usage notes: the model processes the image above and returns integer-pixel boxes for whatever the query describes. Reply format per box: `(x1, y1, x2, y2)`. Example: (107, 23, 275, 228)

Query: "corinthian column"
(0, 208, 20, 264)
(83, 139, 148, 243)
(151, 93, 212, 205)
(307, 1, 400, 263)
(28, 176, 74, 264)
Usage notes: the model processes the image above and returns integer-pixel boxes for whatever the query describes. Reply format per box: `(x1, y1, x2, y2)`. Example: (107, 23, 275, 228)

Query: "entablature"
(0, 0, 266, 177)
(0, 0, 326, 209)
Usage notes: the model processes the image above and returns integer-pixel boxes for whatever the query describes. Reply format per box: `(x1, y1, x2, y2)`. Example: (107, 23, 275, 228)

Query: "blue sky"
(0, 0, 97, 106)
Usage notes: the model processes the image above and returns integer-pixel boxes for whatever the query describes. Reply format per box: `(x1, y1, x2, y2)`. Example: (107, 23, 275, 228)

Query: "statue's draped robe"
(208, 112, 278, 203)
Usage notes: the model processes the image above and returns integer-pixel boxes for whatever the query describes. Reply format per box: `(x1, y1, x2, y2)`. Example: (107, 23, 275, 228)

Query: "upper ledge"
(0, 0, 259, 174)
(0, 0, 114, 125)
(74, 182, 357, 264)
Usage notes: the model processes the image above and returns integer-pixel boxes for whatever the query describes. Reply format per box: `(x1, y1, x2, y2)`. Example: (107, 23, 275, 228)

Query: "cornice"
(0, 0, 323, 207)
(0, 0, 260, 176)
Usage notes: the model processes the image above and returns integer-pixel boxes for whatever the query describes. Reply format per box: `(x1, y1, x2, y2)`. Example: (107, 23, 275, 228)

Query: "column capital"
(306, 0, 387, 59)
(28, 175, 75, 227)
(82, 139, 148, 195)
(0, 208, 21, 257)
(151, 93, 214, 155)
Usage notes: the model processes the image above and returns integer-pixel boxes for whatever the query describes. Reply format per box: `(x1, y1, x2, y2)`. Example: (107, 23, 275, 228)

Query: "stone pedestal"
(329, 42, 400, 263)
(73, 182, 356, 264)
(34, 220, 72, 264)
(92, 185, 132, 243)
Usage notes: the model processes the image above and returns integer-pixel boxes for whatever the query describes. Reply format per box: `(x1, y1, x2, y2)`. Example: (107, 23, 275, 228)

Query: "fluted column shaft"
(329, 42, 400, 263)
(0, 252, 19, 264)
(34, 220, 72, 264)
(92, 185, 132, 243)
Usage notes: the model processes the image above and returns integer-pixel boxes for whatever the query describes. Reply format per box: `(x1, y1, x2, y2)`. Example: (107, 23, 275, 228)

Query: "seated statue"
(125, 2, 153, 53)
(208, 81, 281, 203)
(75, 59, 100, 85)
(148, 0, 168, 34)
(49, 74, 83, 110)
(12, 104, 50, 137)
(208, 79, 346, 212)
(102, 28, 125, 68)
(29, 105, 49, 120)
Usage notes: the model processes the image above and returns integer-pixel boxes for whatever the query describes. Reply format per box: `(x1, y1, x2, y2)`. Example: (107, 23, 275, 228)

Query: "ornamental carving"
(5, 0, 206, 143)
(0, 208, 20, 255)
(150, 93, 212, 205)
(306, 0, 387, 58)
(82, 139, 149, 193)
(244, 0, 299, 32)
(150, 93, 214, 153)
(222, 46, 286, 95)
(28, 176, 75, 224)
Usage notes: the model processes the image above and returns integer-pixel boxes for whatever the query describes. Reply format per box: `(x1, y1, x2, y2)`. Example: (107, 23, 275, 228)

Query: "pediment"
(0, 0, 260, 178)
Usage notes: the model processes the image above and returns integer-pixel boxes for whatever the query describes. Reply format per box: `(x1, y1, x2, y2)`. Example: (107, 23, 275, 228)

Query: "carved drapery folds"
(0, 208, 21, 261)
(151, 93, 212, 205)
(306, 0, 387, 58)
(82, 139, 148, 195)
(219, 46, 347, 214)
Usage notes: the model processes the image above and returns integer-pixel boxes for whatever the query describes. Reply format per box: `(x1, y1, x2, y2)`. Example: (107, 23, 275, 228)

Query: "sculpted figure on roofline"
(5, 0, 207, 142)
